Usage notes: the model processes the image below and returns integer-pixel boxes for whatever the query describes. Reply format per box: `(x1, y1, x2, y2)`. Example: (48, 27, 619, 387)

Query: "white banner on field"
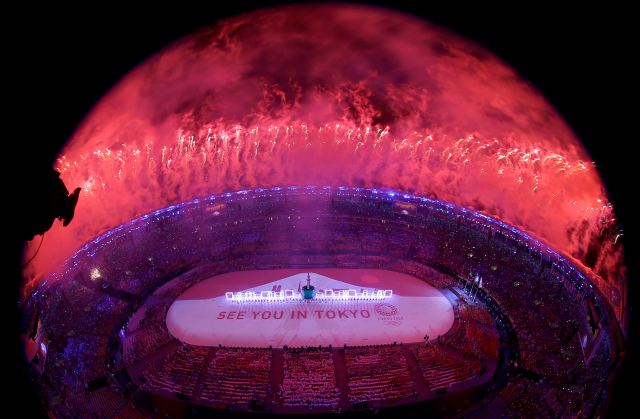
(166, 270, 454, 347)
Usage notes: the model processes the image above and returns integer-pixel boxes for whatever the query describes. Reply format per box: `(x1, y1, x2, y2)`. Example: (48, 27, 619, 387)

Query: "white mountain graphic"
(166, 270, 453, 347)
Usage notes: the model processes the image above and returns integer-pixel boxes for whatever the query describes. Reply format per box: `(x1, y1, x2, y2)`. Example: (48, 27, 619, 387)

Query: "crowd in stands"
(459, 303, 495, 328)
(27, 187, 619, 417)
(115, 403, 149, 419)
(413, 345, 481, 392)
(345, 346, 416, 403)
(140, 344, 209, 397)
(86, 386, 127, 417)
(280, 348, 339, 408)
(499, 377, 556, 418)
(198, 348, 271, 407)
(441, 303, 499, 360)
(391, 260, 456, 289)
(479, 261, 596, 416)
(123, 324, 174, 366)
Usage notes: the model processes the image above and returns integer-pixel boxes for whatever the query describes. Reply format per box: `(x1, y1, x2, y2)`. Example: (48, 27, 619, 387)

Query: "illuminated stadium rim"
(45, 185, 595, 292)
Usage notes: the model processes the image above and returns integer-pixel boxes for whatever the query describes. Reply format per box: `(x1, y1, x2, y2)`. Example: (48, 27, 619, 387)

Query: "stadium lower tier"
(22, 186, 623, 417)
(121, 268, 499, 414)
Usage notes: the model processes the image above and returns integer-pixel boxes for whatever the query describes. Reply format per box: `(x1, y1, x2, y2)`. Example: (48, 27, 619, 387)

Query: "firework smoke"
(24, 4, 624, 318)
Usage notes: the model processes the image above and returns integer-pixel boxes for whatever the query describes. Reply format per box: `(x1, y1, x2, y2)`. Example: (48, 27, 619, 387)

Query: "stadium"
(15, 3, 631, 418)
(22, 187, 623, 417)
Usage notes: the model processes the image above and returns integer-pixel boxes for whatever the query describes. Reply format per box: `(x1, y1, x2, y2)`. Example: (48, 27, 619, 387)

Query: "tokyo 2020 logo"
(374, 303, 398, 316)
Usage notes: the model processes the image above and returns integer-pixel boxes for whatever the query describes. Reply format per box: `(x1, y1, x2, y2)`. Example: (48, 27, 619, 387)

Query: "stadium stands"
(24, 186, 621, 417)
(281, 348, 339, 408)
(199, 348, 271, 407)
(345, 345, 416, 403)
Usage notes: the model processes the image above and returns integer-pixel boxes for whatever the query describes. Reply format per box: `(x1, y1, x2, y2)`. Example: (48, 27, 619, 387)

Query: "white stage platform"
(166, 269, 454, 347)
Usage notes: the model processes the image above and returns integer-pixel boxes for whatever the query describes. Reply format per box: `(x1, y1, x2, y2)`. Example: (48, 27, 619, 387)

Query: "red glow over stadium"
(25, 5, 623, 296)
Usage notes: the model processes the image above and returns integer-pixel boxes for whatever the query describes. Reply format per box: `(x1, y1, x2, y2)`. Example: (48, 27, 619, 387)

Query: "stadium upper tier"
(24, 186, 623, 417)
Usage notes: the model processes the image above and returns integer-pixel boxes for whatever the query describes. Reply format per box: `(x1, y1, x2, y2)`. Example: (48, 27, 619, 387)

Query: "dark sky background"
(7, 2, 635, 417)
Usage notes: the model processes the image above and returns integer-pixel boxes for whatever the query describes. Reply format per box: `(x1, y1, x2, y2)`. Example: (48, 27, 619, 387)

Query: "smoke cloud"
(24, 4, 624, 313)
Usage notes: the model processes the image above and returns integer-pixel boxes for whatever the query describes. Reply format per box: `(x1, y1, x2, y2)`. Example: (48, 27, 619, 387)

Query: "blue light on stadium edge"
(46, 186, 595, 296)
